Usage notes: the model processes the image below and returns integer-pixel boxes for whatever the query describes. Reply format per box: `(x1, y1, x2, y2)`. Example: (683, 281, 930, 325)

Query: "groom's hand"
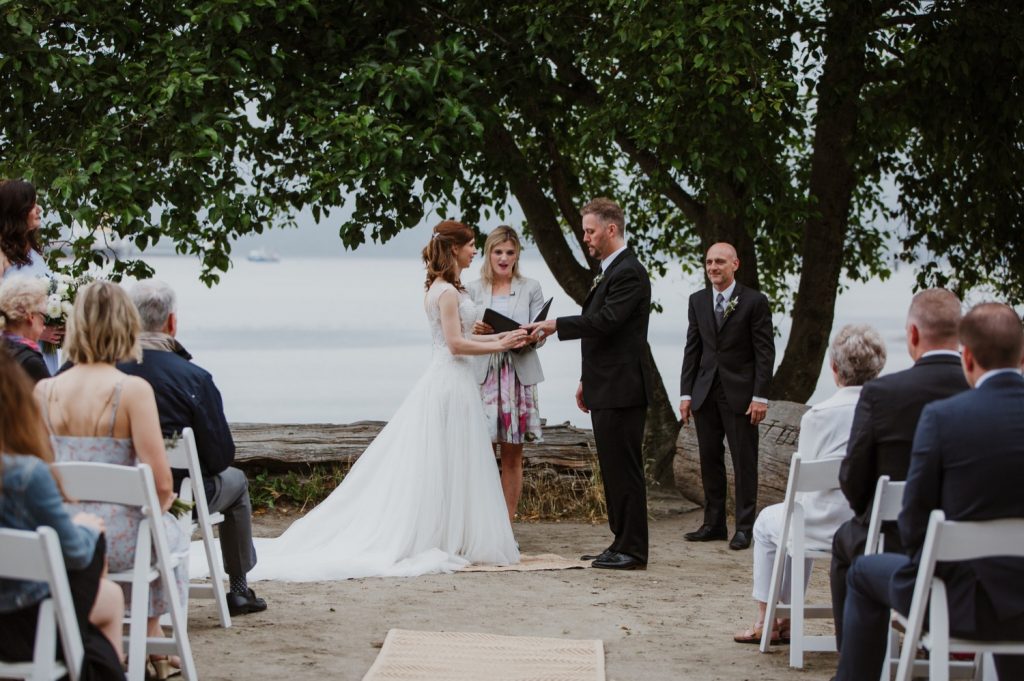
(523, 319, 556, 340)
(575, 382, 588, 413)
(746, 401, 768, 425)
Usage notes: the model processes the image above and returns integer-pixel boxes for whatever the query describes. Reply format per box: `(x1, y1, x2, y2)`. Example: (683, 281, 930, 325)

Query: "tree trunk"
(642, 343, 682, 488)
(770, 0, 874, 402)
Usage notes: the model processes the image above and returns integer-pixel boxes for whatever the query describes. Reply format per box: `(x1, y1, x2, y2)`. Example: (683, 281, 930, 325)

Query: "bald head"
(960, 303, 1024, 373)
(705, 242, 739, 291)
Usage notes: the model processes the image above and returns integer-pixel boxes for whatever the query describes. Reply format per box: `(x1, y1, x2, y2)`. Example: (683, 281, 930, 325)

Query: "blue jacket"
(0, 454, 98, 613)
(118, 343, 235, 500)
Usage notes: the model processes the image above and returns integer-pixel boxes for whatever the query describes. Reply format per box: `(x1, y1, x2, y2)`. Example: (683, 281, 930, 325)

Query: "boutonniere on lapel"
(590, 272, 604, 292)
(722, 296, 739, 321)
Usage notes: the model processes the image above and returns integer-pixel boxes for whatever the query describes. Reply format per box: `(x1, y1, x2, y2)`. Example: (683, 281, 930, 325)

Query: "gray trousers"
(207, 467, 257, 578)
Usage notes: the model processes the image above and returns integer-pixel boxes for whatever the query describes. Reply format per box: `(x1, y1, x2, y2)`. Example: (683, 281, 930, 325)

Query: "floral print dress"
(43, 381, 188, 617)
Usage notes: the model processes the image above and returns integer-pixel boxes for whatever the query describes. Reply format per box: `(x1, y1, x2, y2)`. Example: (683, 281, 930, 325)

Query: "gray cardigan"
(465, 276, 546, 386)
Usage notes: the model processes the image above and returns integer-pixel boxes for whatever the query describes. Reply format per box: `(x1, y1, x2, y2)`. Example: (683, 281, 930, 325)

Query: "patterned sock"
(229, 574, 248, 595)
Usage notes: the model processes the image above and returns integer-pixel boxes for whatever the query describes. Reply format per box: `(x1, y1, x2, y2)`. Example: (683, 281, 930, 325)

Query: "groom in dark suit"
(680, 243, 775, 550)
(834, 302, 1024, 681)
(526, 197, 652, 570)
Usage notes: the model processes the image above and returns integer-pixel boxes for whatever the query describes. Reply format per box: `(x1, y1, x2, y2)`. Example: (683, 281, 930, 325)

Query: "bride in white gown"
(241, 221, 529, 581)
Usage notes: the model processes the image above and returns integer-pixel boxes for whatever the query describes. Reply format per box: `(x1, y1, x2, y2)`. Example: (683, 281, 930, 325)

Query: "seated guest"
(834, 303, 1024, 681)
(0, 275, 51, 382)
(734, 324, 885, 644)
(0, 351, 125, 679)
(34, 281, 188, 679)
(120, 280, 265, 615)
(830, 289, 968, 648)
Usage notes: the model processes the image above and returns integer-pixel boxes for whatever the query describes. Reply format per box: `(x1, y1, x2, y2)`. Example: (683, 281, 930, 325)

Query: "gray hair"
(129, 279, 176, 332)
(829, 323, 887, 386)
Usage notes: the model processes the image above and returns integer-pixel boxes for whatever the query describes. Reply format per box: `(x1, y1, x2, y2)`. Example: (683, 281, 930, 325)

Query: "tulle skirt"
(198, 352, 519, 582)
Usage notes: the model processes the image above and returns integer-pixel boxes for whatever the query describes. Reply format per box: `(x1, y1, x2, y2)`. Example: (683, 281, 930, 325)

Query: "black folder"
(482, 297, 553, 334)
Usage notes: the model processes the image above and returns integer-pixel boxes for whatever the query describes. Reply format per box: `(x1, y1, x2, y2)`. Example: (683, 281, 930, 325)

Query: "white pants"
(752, 503, 814, 604)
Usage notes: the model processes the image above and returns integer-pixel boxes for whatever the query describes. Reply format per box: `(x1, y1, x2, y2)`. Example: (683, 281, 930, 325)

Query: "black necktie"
(715, 293, 725, 328)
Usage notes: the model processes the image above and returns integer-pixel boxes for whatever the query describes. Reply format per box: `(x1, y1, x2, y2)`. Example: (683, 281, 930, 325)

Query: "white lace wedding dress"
(227, 281, 519, 581)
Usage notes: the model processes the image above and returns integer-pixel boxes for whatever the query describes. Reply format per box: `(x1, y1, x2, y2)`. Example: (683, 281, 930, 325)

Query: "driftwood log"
(229, 421, 597, 474)
(672, 400, 810, 511)
(231, 403, 809, 510)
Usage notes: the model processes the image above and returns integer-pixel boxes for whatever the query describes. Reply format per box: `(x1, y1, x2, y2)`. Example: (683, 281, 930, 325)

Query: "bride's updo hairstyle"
(423, 219, 474, 292)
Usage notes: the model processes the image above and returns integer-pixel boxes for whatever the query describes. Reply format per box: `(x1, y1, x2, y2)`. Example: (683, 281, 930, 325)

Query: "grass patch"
(516, 465, 607, 523)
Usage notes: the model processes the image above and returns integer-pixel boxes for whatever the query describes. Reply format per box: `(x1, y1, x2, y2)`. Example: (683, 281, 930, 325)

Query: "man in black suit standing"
(526, 197, 652, 570)
(830, 289, 968, 648)
(680, 243, 775, 550)
(834, 303, 1024, 681)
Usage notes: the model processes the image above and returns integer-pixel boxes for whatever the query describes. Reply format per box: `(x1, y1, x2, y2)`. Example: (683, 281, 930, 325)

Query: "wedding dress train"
(204, 281, 519, 582)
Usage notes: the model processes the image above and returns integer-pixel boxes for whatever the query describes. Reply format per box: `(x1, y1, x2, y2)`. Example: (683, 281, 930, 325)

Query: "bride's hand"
(497, 329, 528, 351)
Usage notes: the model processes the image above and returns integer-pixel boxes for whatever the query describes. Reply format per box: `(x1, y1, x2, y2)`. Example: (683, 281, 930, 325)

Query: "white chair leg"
(204, 529, 232, 628)
(981, 652, 998, 681)
(32, 600, 57, 681)
(789, 509, 806, 668)
(930, 581, 951, 681)
(126, 572, 150, 680)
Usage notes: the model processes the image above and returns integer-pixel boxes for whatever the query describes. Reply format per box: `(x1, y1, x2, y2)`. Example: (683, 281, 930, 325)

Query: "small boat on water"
(247, 248, 281, 263)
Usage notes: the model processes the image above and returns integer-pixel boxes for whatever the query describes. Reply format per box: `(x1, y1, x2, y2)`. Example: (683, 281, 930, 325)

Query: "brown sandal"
(733, 626, 790, 645)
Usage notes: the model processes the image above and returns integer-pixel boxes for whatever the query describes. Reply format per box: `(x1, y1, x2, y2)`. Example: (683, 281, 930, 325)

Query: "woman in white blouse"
(467, 226, 546, 523)
(733, 323, 886, 645)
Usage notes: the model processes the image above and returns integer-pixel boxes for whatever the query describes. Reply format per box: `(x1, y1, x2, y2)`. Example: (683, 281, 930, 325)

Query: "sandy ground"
(187, 494, 838, 681)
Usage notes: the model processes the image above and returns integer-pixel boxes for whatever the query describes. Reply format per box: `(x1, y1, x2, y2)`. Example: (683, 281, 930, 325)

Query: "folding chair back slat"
(0, 527, 84, 681)
(933, 519, 1024, 561)
(55, 461, 149, 507)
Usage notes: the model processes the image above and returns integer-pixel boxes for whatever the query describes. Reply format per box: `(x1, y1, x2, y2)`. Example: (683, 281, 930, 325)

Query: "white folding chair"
(894, 510, 1024, 681)
(164, 428, 231, 629)
(53, 462, 197, 681)
(0, 527, 84, 681)
(760, 453, 843, 667)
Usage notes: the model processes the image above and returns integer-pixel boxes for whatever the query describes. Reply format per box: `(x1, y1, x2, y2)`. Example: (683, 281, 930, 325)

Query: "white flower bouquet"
(42, 271, 94, 345)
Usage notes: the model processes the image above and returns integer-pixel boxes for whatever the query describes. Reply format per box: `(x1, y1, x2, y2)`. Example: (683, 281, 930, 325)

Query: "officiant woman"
(467, 226, 547, 523)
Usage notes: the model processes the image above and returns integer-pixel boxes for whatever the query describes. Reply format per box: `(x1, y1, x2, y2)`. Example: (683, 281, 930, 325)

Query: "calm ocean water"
(130, 254, 921, 427)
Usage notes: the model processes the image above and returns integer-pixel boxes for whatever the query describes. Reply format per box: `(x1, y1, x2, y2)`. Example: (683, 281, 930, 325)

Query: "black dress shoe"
(684, 525, 728, 542)
(580, 549, 613, 561)
(226, 587, 268, 616)
(729, 530, 752, 550)
(591, 551, 647, 570)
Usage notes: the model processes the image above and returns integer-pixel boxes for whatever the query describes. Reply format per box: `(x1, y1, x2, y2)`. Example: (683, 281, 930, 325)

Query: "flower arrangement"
(590, 272, 604, 291)
(43, 271, 93, 329)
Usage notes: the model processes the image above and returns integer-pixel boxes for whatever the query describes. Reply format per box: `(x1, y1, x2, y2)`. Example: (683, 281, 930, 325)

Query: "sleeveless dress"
(237, 281, 519, 582)
(44, 381, 189, 616)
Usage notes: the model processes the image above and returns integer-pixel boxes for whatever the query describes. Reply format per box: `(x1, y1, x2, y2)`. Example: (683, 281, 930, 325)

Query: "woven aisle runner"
(459, 553, 590, 572)
(362, 629, 605, 681)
